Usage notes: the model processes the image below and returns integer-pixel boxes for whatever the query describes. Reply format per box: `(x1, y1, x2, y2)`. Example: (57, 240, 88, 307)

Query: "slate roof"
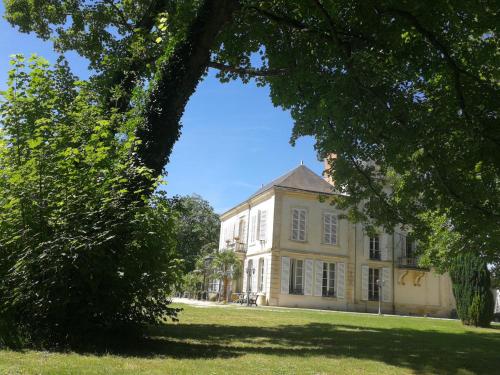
(248, 164, 334, 199)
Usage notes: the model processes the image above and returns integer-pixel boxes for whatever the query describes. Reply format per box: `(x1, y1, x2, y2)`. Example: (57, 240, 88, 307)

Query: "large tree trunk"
(134, 0, 240, 178)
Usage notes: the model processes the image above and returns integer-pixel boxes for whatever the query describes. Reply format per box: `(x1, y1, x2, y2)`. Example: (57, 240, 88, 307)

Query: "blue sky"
(0, 5, 324, 213)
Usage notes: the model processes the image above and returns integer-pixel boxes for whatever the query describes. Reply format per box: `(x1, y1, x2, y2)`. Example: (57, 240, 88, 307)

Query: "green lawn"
(1, 303, 499, 375)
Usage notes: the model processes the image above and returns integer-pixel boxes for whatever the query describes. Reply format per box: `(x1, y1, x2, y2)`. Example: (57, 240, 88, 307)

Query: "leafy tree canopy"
(0, 55, 181, 346)
(4, 0, 499, 264)
(169, 194, 220, 272)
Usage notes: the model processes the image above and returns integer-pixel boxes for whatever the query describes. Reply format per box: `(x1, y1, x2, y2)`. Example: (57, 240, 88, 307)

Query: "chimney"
(323, 154, 337, 186)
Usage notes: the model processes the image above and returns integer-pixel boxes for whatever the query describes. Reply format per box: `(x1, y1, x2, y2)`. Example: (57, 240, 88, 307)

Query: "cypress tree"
(449, 252, 494, 327)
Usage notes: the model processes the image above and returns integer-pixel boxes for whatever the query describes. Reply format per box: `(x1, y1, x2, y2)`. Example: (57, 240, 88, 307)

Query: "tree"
(169, 194, 220, 272)
(5, 1, 497, 262)
(4, 0, 499, 325)
(449, 252, 494, 327)
(210, 249, 242, 302)
(0, 55, 181, 346)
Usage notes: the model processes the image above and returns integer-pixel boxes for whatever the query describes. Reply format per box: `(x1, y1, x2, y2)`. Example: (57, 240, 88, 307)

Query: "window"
(237, 217, 246, 242)
(289, 258, 304, 294)
(369, 236, 381, 260)
(323, 213, 337, 245)
(291, 208, 307, 241)
(368, 268, 380, 301)
(405, 238, 416, 258)
(247, 259, 253, 291)
(258, 258, 265, 292)
(322, 263, 336, 297)
(250, 215, 257, 243)
(208, 279, 220, 293)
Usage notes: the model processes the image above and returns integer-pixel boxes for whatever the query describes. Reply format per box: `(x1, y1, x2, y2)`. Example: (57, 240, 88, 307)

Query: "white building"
(219, 164, 456, 317)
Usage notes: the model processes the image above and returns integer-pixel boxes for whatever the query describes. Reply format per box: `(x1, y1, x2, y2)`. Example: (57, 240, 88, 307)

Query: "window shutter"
(336, 262, 346, 299)
(304, 259, 313, 295)
(281, 256, 290, 294)
(382, 267, 391, 302)
(364, 234, 370, 258)
(291, 209, 299, 240)
(314, 260, 324, 296)
(331, 215, 337, 245)
(252, 263, 258, 293)
(263, 257, 268, 294)
(250, 215, 256, 243)
(234, 220, 240, 239)
(361, 265, 369, 300)
(299, 209, 306, 241)
(259, 210, 267, 241)
(242, 259, 249, 292)
(240, 219, 247, 243)
(323, 214, 331, 243)
(381, 234, 389, 261)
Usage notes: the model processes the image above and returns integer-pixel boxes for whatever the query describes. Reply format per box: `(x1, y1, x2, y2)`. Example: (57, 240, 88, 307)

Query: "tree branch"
(208, 61, 287, 77)
(134, 0, 240, 178)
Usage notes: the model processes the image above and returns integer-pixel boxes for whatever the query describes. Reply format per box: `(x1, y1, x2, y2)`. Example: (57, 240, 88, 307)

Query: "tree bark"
(134, 0, 240, 178)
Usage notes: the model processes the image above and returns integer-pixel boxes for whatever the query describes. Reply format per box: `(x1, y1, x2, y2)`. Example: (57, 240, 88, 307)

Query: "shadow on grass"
(77, 320, 500, 374)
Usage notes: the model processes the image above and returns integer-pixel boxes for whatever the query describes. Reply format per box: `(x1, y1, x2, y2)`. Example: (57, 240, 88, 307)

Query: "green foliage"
(5, 1, 499, 267)
(449, 252, 494, 327)
(210, 249, 242, 280)
(168, 194, 220, 272)
(0, 55, 181, 347)
(211, 249, 242, 301)
(180, 272, 204, 296)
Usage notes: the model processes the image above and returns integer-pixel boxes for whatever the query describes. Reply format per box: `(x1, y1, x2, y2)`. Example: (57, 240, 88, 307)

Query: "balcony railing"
(225, 241, 247, 253)
(289, 287, 304, 295)
(235, 242, 247, 253)
(398, 256, 427, 269)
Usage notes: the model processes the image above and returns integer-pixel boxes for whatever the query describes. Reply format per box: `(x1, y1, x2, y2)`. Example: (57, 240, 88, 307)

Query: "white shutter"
(230, 221, 235, 240)
(382, 267, 391, 302)
(381, 234, 389, 261)
(250, 215, 256, 243)
(304, 259, 313, 295)
(299, 209, 306, 241)
(242, 259, 249, 293)
(291, 209, 299, 240)
(314, 260, 324, 296)
(361, 265, 369, 301)
(252, 262, 258, 293)
(234, 220, 240, 239)
(331, 215, 337, 245)
(336, 262, 346, 299)
(323, 214, 331, 243)
(240, 218, 247, 243)
(263, 257, 268, 294)
(281, 256, 290, 294)
(259, 210, 267, 241)
(364, 234, 370, 258)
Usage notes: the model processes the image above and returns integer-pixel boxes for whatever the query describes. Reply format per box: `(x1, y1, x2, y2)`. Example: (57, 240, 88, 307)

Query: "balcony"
(225, 240, 247, 253)
(289, 288, 304, 295)
(398, 256, 427, 270)
(235, 242, 247, 253)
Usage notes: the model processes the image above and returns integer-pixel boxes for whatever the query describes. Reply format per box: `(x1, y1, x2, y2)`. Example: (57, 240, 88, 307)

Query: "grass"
(1, 303, 499, 375)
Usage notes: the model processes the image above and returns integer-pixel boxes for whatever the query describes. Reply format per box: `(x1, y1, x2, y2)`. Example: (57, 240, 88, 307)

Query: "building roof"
(221, 164, 337, 217)
(249, 164, 334, 199)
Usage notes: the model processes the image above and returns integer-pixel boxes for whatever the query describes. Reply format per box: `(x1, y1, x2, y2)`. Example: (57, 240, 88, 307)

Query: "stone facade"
(219, 165, 456, 318)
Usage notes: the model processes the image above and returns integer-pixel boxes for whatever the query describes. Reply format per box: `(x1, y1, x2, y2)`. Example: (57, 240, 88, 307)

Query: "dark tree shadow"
(62, 320, 500, 375)
(7, 316, 499, 374)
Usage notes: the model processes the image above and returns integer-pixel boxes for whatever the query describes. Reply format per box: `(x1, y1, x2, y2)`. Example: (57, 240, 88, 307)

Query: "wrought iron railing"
(322, 290, 336, 298)
(235, 242, 247, 253)
(398, 256, 427, 269)
(289, 288, 304, 295)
